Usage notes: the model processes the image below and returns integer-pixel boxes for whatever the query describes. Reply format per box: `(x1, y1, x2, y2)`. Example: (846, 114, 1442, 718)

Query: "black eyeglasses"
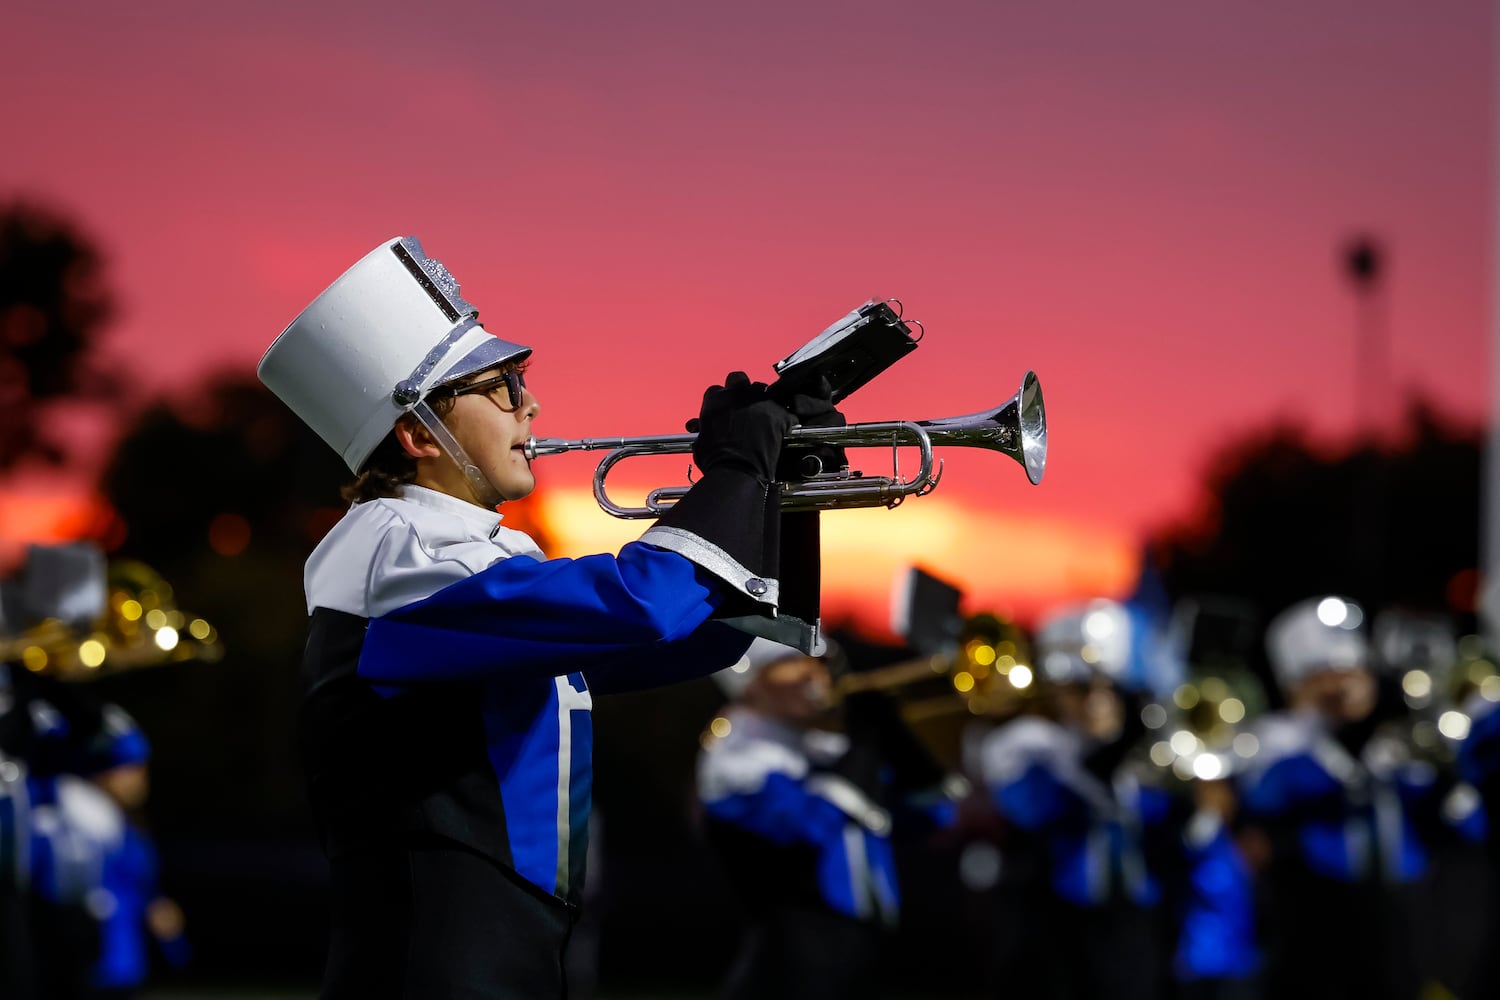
(439, 368, 528, 411)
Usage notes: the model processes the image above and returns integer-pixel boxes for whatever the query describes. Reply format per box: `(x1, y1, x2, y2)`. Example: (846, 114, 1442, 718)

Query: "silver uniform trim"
(638, 525, 780, 607)
(843, 823, 873, 920)
(1373, 783, 1405, 883)
(806, 773, 891, 835)
(871, 849, 900, 927)
(554, 675, 594, 894)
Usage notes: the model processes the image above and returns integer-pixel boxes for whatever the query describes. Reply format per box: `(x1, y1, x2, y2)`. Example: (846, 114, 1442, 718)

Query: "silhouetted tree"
(1152, 401, 1482, 687)
(0, 201, 117, 469)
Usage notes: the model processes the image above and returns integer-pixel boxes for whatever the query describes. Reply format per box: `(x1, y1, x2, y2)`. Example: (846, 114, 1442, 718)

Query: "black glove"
(640, 373, 791, 623)
(777, 375, 848, 480)
(689, 372, 797, 482)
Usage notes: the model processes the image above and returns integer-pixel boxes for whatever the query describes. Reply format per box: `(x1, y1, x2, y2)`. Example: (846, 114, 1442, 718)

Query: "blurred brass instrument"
(0, 561, 222, 681)
(1124, 596, 1264, 783)
(830, 613, 1036, 771)
(1372, 609, 1482, 765)
(1142, 671, 1270, 783)
(523, 371, 1046, 519)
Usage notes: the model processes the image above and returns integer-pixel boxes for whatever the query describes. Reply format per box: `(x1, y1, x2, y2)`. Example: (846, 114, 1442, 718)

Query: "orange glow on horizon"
(0, 487, 112, 570)
(541, 487, 1138, 632)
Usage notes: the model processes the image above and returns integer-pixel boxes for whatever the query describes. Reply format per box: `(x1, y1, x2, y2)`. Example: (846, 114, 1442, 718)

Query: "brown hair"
(340, 394, 458, 504)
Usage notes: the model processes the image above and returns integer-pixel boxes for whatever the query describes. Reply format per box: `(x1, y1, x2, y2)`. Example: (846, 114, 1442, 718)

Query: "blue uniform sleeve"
(1238, 755, 1339, 821)
(993, 762, 1088, 831)
(583, 621, 753, 695)
(1461, 704, 1500, 786)
(359, 542, 748, 688)
(705, 771, 851, 846)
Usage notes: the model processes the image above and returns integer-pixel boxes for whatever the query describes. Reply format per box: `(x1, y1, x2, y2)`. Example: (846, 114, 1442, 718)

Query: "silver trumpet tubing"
(524, 370, 1046, 519)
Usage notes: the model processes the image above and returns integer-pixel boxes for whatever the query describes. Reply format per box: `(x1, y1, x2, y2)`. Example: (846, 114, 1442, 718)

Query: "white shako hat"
(1035, 598, 1134, 686)
(1265, 595, 1369, 693)
(1371, 609, 1455, 675)
(257, 236, 531, 473)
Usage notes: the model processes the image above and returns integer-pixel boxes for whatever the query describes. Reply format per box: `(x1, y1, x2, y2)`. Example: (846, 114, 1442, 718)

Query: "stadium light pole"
(1342, 234, 1387, 441)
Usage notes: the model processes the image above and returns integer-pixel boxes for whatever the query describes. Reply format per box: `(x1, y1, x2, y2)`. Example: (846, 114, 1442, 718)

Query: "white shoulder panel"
(305, 492, 544, 617)
(978, 716, 1076, 787)
(697, 709, 811, 802)
(54, 776, 125, 848)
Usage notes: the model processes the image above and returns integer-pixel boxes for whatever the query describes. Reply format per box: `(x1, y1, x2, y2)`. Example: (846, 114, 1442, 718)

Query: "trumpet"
(524, 371, 1046, 519)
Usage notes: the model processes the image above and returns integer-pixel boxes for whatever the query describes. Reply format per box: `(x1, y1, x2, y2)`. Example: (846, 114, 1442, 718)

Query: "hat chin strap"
(409, 399, 505, 510)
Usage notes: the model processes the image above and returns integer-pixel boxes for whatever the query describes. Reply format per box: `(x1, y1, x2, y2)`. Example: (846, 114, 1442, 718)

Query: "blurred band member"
(0, 734, 37, 1000)
(1454, 648, 1500, 994)
(698, 638, 959, 1000)
(978, 598, 1184, 1000)
(1174, 778, 1261, 1000)
(1236, 596, 1442, 1000)
(78, 706, 188, 999)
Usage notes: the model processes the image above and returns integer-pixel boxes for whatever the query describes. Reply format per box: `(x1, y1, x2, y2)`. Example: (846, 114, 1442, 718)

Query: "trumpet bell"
(918, 370, 1046, 486)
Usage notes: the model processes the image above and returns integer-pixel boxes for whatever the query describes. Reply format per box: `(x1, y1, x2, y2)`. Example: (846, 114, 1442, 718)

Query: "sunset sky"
(2, 0, 1493, 630)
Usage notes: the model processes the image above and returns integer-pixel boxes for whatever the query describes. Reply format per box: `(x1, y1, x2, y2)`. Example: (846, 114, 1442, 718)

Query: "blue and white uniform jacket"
(1460, 695, 1500, 791)
(301, 486, 751, 908)
(697, 706, 903, 925)
(27, 772, 122, 909)
(91, 820, 190, 990)
(979, 716, 1172, 908)
(1174, 808, 1260, 983)
(0, 754, 25, 893)
(1236, 711, 1440, 884)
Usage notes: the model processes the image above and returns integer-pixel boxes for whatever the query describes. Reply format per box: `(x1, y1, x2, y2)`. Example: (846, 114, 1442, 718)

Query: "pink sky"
(2, 1, 1492, 626)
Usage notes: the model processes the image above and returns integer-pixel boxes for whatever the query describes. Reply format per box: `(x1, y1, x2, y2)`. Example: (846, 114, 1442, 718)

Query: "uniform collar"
(396, 484, 505, 536)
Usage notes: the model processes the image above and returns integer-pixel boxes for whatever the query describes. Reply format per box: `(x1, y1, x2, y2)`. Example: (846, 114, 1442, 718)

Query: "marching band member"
(0, 736, 34, 999)
(1236, 596, 1446, 1000)
(1450, 636, 1500, 994)
(696, 636, 960, 1000)
(0, 543, 117, 1000)
(77, 706, 188, 999)
(257, 236, 832, 997)
(978, 597, 1185, 1000)
(0, 548, 215, 997)
(1157, 599, 1265, 1000)
(1173, 776, 1261, 1000)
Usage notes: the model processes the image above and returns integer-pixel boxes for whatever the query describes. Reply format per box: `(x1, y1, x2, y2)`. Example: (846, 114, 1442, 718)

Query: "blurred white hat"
(711, 636, 828, 699)
(258, 236, 530, 473)
(0, 543, 107, 637)
(1034, 597, 1182, 696)
(1372, 609, 1455, 676)
(1038, 599, 1144, 684)
(1265, 596, 1369, 692)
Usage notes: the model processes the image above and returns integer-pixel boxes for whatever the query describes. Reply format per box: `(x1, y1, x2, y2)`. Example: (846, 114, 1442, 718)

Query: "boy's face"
(1053, 678, 1124, 740)
(1292, 665, 1376, 725)
(745, 655, 833, 724)
(94, 763, 149, 811)
(414, 364, 541, 505)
